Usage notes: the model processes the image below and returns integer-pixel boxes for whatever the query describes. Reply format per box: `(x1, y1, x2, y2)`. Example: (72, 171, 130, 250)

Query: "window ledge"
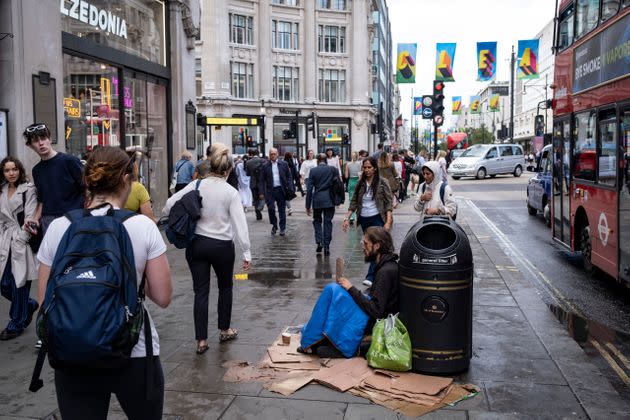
(229, 43, 256, 50)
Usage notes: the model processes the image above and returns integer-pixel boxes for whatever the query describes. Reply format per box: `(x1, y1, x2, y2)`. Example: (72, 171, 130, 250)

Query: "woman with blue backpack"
(34, 146, 173, 419)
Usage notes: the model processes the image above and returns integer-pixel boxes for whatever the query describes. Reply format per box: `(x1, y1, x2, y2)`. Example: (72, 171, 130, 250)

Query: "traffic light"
(432, 81, 445, 128)
(196, 113, 206, 127)
(282, 129, 290, 139)
(289, 121, 298, 138)
(342, 133, 350, 145)
(306, 112, 317, 139)
(534, 115, 545, 136)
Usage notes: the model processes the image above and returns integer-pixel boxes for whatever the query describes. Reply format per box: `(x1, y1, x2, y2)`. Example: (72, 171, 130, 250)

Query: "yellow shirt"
(125, 181, 151, 212)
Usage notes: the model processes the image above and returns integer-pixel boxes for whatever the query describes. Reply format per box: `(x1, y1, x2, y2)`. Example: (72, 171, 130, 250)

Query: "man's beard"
(364, 252, 378, 263)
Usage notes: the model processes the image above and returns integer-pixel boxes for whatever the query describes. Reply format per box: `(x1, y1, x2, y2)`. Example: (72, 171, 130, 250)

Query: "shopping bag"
(366, 313, 412, 371)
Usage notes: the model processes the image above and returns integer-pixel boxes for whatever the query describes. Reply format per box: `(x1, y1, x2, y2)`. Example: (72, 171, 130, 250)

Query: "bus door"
(552, 118, 571, 245)
(619, 104, 630, 283)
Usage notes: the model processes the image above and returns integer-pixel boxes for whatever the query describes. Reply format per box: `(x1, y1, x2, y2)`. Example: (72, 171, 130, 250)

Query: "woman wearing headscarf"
(414, 160, 457, 218)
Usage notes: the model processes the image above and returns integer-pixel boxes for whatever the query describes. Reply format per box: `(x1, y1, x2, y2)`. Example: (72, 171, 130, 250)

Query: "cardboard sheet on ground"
(222, 327, 479, 417)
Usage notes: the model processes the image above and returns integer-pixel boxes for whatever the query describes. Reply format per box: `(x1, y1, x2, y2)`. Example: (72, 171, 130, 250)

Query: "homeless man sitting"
(299, 227, 398, 358)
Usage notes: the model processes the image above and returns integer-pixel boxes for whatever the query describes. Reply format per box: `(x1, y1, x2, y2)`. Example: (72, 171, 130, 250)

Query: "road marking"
(465, 199, 585, 318)
(605, 342, 630, 372)
(496, 265, 520, 272)
(590, 339, 630, 386)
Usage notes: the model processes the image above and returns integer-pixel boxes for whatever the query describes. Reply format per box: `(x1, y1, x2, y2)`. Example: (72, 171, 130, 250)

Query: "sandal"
(196, 343, 209, 355)
(219, 328, 238, 343)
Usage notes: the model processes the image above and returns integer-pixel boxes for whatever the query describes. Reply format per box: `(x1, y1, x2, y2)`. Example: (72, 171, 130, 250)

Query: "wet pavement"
(1, 195, 630, 418)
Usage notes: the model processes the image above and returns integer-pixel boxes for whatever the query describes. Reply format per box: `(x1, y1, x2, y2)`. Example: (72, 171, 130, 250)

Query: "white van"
(447, 144, 526, 180)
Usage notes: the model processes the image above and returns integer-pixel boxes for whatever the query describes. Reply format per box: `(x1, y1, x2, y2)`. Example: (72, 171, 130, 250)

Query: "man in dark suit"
(259, 148, 294, 236)
(305, 153, 336, 256)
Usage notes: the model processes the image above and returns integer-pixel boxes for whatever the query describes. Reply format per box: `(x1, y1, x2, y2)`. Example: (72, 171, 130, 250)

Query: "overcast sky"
(388, 0, 558, 130)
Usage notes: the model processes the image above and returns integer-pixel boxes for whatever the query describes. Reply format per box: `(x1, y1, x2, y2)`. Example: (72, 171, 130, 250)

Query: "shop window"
(573, 111, 597, 181)
(575, 0, 599, 38)
(229, 14, 253, 45)
(318, 69, 346, 103)
(557, 4, 574, 50)
(317, 25, 346, 53)
(272, 20, 299, 50)
(231, 62, 254, 98)
(273, 66, 299, 102)
(598, 110, 617, 186)
(601, 0, 620, 21)
(63, 54, 120, 157)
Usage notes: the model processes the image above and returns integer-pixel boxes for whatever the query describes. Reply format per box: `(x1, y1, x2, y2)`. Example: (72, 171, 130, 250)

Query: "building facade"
(195, 0, 393, 160)
(0, 0, 200, 212)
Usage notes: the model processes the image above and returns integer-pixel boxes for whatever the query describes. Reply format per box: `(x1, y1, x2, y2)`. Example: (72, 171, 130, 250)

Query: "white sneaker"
(35, 339, 42, 349)
(362, 279, 373, 287)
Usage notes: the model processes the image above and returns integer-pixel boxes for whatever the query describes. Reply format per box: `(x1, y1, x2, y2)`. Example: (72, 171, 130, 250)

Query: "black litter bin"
(398, 216, 473, 374)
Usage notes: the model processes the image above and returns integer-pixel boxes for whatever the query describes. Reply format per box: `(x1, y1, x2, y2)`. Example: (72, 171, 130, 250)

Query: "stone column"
(303, 0, 316, 103)
(258, 1, 272, 100)
(351, 0, 369, 106)
(202, 0, 230, 98)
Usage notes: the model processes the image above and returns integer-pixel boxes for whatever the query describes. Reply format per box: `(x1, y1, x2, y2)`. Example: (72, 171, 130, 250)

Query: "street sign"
(279, 108, 301, 115)
(422, 107, 433, 119)
(422, 96, 433, 108)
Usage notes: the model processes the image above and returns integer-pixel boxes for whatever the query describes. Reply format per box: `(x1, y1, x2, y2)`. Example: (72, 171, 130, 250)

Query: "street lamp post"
(260, 99, 266, 156)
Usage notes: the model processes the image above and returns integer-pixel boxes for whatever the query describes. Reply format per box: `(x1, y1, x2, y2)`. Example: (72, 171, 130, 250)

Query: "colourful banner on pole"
(452, 96, 462, 115)
(517, 39, 540, 80)
(489, 94, 500, 112)
(470, 96, 481, 114)
(435, 43, 457, 82)
(477, 42, 497, 81)
(413, 97, 422, 115)
(396, 43, 417, 83)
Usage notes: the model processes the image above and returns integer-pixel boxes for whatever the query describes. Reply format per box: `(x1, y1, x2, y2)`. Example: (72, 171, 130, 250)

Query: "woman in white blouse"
(163, 143, 251, 354)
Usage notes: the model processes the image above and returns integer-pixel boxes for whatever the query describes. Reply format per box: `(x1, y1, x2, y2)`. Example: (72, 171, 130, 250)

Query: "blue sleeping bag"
(300, 283, 370, 358)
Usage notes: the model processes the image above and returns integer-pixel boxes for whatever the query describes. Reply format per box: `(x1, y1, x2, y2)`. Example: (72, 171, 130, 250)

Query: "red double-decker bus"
(552, 1, 630, 284)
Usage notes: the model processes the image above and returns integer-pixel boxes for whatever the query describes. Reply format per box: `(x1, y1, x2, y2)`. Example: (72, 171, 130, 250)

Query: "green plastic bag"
(366, 313, 412, 371)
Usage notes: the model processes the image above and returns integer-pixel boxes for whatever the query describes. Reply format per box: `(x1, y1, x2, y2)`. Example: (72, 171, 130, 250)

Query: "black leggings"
(54, 356, 164, 420)
(187, 235, 235, 339)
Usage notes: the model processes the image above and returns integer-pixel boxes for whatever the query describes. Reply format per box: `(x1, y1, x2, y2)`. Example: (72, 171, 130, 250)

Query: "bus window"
(574, 111, 597, 181)
(622, 110, 630, 191)
(602, 0, 620, 21)
(598, 110, 617, 186)
(624, 0, 630, 8)
(557, 4, 575, 50)
(576, 0, 600, 38)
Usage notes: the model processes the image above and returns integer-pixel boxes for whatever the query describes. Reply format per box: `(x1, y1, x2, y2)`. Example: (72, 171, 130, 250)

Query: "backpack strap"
(143, 303, 154, 400)
(29, 342, 47, 393)
(195, 179, 201, 190)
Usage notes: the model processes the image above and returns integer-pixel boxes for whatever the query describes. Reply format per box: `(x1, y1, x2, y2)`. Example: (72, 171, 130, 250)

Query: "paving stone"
(484, 382, 587, 417)
(219, 395, 347, 419)
(343, 403, 398, 420)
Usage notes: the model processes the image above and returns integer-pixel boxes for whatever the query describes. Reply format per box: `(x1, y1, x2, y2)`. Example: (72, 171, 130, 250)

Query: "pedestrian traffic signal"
(196, 113, 206, 127)
(289, 121, 298, 138)
(432, 81, 445, 118)
(282, 129, 291, 139)
(534, 115, 544, 136)
(306, 112, 317, 139)
(342, 133, 350, 145)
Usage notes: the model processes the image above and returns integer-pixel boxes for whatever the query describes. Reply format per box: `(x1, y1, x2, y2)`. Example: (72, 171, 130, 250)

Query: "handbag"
(169, 160, 186, 193)
(17, 191, 43, 254)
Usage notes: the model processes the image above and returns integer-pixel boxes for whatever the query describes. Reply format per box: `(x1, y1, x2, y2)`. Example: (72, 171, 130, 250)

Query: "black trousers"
(54, 356, 164, 420)
(187, 235, 235, 338)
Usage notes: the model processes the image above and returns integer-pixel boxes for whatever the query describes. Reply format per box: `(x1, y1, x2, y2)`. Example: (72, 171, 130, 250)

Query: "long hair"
(0, 156, 29, 187)
(364, 226, 395, 255)
(377, 151, 390, 169)
(354, 156, 380, 198)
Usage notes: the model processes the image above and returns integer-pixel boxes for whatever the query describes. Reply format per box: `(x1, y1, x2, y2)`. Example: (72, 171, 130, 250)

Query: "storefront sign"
(573, 13, 630, 93)
(63, 98, 81, 118)
(206, 117, 259, 126)
(60, 0, 127, 39)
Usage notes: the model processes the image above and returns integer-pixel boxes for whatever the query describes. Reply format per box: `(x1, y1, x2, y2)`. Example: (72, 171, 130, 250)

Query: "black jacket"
(347, 253, 399, 331)
(305, 163, 336, 210)
(258, 159, 295, 203)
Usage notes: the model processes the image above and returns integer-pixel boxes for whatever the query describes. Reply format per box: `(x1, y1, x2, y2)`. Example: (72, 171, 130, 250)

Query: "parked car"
(448, 144, 526, 180)
(526, 144, 552, 226)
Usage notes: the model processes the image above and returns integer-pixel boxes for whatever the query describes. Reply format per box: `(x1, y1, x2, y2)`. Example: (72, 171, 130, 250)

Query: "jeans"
(0, 254, 37, 333)
(267, 186, 287, 230)
(187, 236, 236, 338)
(313, 207, 335, 248)
(358, 214, 385, 281)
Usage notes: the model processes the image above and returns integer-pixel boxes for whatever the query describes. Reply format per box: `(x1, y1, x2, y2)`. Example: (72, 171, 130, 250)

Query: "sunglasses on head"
(25, 124, 47, 134)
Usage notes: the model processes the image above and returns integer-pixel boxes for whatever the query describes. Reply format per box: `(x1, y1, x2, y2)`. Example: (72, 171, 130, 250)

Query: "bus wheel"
(476, 168, 486, 180)
(581, 226, 595, 275)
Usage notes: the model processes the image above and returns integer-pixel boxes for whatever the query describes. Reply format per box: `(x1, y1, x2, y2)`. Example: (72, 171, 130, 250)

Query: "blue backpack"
(30, 205, 153, 394)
